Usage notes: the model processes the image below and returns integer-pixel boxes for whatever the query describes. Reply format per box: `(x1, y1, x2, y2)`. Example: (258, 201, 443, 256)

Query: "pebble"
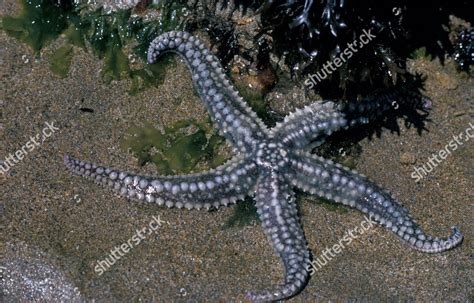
(400, 152, 416, 165)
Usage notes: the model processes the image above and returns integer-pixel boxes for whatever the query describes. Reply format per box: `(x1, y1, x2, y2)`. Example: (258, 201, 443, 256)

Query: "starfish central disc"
(255, 141, 290, 171)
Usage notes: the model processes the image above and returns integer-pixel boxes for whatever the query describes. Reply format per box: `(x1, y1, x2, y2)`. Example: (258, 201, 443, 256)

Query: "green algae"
(121, 119, 262, 229)
(1, 0, 73, 52)
(234, 82, 271, 123)
(121, 119, 226, 175)
(223, 198, 259, 228)
(70, 6, 182, 89)
(64, 16, 89, 49)
(2, 0, 275, 229)
(1, 0, 187, 94)
(129, 54, 174, 96)
(410, 47, 433, 60)
(82, 9, 131, 83)
(49, 45, 73, 78)
(132, 2, 188, 60)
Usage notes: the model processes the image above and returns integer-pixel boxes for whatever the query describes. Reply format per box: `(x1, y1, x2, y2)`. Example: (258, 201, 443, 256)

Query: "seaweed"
(122, 118, 264, 229)
(132, 1, 188, 60)
(223, 198, 259, 228)
(1, 0, 75, 52)
(1, 0, 188, 94)
(410, 47, 433, 61)
(256, 0, 473, 97)
(120, 119, 226, 175)
(180, 0, 433, 120)
(187, 16, 240, 68)
(234, 82, 272, 124)
(49, 45, 74, 77)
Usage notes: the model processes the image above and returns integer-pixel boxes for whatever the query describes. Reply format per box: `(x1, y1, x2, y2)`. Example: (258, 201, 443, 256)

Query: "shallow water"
(1, 1, 473, 301)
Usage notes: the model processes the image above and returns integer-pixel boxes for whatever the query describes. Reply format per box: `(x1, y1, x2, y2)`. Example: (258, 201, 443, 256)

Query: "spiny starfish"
(64, 31, 463, 302)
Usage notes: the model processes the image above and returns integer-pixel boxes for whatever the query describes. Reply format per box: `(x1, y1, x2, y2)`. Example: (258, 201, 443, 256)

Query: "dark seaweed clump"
(180, 0, 471, 116)
(258, 0, 473, 98)
(184, 0, 272, 72)
(186, 11, 240, 67)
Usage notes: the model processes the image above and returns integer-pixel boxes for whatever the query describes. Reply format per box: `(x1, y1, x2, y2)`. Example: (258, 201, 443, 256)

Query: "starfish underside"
(64, 31, 463, 302)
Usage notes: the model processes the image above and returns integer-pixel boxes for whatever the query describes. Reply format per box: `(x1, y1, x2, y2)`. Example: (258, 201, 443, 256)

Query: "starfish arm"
(64, 154, 257, 210)
(289, 151, 463, 253)
(271, 100, 350, 149)
(272, 88, 429, 149)
(248, 169, 311, 302)
(147, 31, 267, 153)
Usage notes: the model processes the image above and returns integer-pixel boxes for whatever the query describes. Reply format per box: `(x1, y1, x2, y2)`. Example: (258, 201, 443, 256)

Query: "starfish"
(64, 31, 463, 302)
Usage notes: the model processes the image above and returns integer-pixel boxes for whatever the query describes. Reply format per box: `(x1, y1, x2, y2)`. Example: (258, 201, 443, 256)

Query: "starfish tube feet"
(64, 154, 256, 210)
(289, 151, 463, 253)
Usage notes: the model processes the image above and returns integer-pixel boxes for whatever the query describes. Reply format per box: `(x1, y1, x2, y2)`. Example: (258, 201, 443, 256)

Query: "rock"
(239, 67, 277, 95)
(266, 80, 318, 115)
